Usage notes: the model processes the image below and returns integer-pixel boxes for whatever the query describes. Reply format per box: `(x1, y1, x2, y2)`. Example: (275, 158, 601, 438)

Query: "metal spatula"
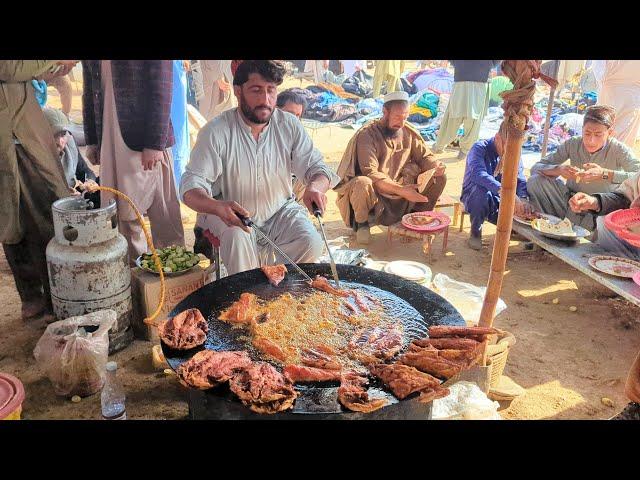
(235, 213, 313, 284)
(312, 202, 341, 288)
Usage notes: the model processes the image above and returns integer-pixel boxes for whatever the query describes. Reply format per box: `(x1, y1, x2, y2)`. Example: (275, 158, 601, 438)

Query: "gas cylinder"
(46, 196, 133, 353)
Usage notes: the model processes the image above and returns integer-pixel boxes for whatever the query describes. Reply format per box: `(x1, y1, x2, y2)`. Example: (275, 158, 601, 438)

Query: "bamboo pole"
(478, 61, 557, 365)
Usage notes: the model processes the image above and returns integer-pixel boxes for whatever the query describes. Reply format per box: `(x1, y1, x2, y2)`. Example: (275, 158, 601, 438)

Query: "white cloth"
(98, 60, 184, 260)
(196, 199, 323, 275)
(556, 60, 586, 88)
(341, 60, 364, 77)
(304, 60, 326, 84)
(198, 60, 237, 121)
(187, 104, 207, 149)
(445, 81, 490, 120)
(180, 108, 339, 226)
(99, 60, 155, 220)
(594, 60, 640, 148)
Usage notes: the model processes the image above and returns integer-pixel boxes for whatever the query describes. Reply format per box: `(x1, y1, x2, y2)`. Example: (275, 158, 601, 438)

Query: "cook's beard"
(382, 125, 402, 139)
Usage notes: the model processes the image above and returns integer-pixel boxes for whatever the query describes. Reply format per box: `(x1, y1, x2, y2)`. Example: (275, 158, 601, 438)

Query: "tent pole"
(540, 87, 555, 157)
(540, 60, 561, 158)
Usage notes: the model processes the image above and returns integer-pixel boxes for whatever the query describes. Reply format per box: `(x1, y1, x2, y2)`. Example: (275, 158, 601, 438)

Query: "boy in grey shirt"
(528, 105, 640, 230)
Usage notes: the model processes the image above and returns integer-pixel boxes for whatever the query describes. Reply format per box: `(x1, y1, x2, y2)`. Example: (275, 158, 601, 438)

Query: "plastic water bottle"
(101, 361, 126, 420)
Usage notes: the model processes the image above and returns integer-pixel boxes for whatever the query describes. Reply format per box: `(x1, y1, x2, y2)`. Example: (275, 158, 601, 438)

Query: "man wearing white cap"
(335, 91, 447, 244)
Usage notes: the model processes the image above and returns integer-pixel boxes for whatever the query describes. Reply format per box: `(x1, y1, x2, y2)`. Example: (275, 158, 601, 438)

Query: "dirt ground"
(2, 71, 639, 420)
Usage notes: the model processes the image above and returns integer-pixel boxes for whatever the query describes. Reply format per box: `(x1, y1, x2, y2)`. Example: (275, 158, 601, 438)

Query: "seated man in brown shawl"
(334, 91, 447, 244)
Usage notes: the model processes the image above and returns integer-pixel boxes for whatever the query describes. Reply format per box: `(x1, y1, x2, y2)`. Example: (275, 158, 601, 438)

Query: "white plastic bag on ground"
(430, 273, 506, 326)
(432, 381, 502, 420)
(33, 310, 116, 397)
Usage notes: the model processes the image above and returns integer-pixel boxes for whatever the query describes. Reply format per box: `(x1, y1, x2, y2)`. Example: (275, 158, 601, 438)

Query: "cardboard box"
(130, 266, 205, 341)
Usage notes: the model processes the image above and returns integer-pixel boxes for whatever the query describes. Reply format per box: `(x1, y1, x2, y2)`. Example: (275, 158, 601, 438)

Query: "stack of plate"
(383, 260, 432, 285)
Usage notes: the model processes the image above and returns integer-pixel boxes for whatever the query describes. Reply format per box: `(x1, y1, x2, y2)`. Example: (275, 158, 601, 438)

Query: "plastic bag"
(33, 310, 116, 397)
(430, 273, 506, 326)
(432, 381, 502, 420)
(317, 236, 369, 266)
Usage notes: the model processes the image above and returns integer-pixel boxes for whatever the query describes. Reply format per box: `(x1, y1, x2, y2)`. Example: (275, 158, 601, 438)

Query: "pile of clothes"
(405, 68, 454, 95)
(475, 92, 598, 153)
(299, 72, 377, 124)
(407, 91, 440, 123)
(300, 68, 596, 147)
(302, 83, 370, 124)
(342, 70, 373, 97)
(442, 87, 599, 153)
(300, 68, 451, 126)
(520, 91, 597, 152)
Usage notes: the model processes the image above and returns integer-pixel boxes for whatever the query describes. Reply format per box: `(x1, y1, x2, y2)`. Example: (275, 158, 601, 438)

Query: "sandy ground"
(1, 72, 639, 420)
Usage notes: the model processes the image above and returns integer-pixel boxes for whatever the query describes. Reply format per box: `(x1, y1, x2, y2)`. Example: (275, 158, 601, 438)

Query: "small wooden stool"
(435, 194, 462, 227)
(387, 222, 449, 263)
(458, 210, 469, 232)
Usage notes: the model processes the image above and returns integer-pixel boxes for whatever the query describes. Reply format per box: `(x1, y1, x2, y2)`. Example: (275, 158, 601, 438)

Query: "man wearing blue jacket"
(461, 131, 531, 250)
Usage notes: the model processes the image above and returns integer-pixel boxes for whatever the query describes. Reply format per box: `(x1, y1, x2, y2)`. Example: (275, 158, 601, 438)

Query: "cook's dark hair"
(276, 89, 307, 112)
(233, 60, 286, 86)
(583, 104, 616, 128)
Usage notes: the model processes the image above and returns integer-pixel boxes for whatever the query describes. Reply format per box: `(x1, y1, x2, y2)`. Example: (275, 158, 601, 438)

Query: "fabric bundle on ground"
(406, 68, 454, 95)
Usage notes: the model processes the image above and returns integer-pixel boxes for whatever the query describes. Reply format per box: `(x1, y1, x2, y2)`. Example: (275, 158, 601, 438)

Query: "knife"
(235, 213, 314, 283)
(312, 202, 341, 288)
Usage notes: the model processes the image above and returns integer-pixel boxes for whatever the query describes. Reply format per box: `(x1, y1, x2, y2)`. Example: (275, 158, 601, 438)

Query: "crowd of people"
(1, 59, 640, 415)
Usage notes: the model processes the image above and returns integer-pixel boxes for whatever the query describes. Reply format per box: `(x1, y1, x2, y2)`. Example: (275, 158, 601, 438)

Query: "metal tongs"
(235, 213, 314, 284)
(312, 202, 341, 288)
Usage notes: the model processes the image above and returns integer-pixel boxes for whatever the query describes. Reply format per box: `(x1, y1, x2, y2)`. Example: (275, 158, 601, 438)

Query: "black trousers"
(2, 145, 60, 312)
(2, 209, 52, 310)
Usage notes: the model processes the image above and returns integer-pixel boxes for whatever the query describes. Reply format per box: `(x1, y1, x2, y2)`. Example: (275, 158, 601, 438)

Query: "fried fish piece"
(252, 336, 287, 362)
(219, 293, 259, 324)
(261, 264, 288, 286)
(338, 372, 388, 413)
(417, 386, 450, 403)
(176, 350, 251, 390)
(300, 347, 342, 370)
(427, 325, 501, 338)
(229, 362, 298, 414)
(398, 350, 465, 380)
(311, 275, 350, 297)
(159, 308, 208, 350)
(283, 364, 342, 383)
(369, 363, 442, 400)
(411, 337, 481, 351)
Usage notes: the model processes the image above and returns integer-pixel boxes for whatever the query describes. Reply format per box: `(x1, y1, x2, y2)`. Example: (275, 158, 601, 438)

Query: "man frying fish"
(181, 60, 339, 275)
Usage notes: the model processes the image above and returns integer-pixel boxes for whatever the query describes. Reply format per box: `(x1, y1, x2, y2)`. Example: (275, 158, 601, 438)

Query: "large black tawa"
(162, 263, 464, 419)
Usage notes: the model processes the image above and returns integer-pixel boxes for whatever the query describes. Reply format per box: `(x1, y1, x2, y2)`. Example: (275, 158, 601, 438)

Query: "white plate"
(513, 212, 559, 227)
(531, 217, 590, 241)
(588, 255, 640, 278)
(384, 260, 432, 282)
